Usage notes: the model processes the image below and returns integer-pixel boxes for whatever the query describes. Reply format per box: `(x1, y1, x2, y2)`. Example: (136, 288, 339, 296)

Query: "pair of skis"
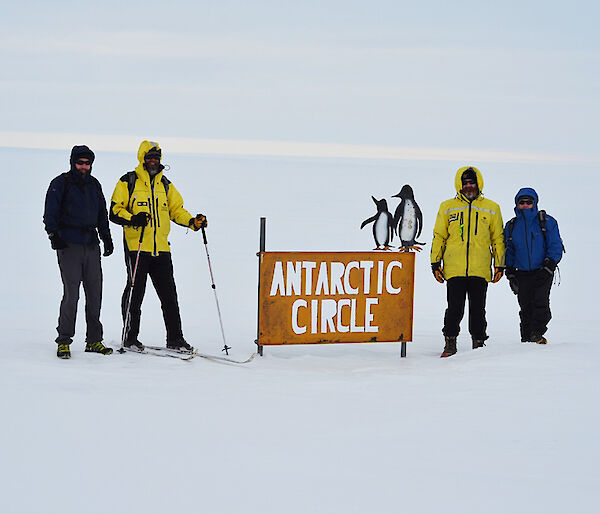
(119, 344, 256, 364)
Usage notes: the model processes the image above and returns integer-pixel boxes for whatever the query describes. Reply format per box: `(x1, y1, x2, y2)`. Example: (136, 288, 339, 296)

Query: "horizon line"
(0, 131, 596, 165)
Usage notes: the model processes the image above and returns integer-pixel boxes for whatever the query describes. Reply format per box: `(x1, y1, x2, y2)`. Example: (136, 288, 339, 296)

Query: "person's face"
(461, 178, 478, 200)
(144, 155, 160, 174)
(74, 158, 92, 175)
(518, 198, 534, 210)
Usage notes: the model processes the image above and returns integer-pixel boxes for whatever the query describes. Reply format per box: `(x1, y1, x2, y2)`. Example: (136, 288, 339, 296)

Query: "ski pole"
(201, 227, 230, 355)
(119, 223, 146, 351)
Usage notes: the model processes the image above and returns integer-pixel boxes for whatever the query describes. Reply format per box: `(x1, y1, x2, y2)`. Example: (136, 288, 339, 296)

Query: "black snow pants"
(514, 269, 553, 341)
(56, 243, 103, 345)
(121, 251, 184, 344)
(443, 276, 488, 340)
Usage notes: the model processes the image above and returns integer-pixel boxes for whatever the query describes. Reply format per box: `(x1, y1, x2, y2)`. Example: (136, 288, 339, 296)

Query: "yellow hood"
(137, 140, 162, 164)
(454, 166, 484, 197)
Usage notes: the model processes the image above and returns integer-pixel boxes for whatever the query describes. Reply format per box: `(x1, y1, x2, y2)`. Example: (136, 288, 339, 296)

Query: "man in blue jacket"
(43, 145, 114, 359)
(504, 188, 564, 344)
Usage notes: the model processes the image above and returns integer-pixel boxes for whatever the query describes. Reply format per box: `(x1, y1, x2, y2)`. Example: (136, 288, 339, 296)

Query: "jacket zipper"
(524, 216, 532, 270)
(475, 211, 479, 235)
(84, 183, 93, 241)
(460, 212, 464, 241)
(465, 203, 472, 276)
(149, 188, 157, 257)
(155, 197, 160, 228)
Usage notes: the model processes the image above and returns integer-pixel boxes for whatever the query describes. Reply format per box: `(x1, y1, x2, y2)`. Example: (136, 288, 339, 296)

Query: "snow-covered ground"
(1, 147, 598, 513)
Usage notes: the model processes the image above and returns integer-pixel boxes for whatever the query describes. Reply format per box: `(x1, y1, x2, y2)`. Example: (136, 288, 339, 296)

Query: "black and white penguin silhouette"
(392, 185, 425, 252)
(361, 196, 394, 250)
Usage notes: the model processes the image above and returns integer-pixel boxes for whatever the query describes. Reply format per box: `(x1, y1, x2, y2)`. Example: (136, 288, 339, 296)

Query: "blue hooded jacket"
(503, 187, 563, 271)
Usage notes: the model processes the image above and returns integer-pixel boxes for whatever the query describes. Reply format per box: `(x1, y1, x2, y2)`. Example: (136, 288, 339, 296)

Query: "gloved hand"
(130, 212, 150, 227)
(505, 267, 518, 295)
(49, 233, 67, 250)
(542, 258, 557, 276)
(492, 267, 504, 283)
(190, 213, 208, 230)
(431, 262, 445, 283)
(102, 238, 114, 257)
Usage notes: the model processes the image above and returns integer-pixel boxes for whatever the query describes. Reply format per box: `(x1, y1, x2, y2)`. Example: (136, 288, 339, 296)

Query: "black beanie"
(70, 145, 95, 167)
(461, 167, 477, 184)
(145, 148, 162, 159)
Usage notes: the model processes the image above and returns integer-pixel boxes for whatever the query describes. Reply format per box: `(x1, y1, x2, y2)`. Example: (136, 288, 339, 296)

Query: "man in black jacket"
(43, 145, 114, 359)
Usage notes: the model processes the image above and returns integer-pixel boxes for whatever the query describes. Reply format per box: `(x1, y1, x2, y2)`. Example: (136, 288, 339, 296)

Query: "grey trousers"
(55, 243, 103, 344)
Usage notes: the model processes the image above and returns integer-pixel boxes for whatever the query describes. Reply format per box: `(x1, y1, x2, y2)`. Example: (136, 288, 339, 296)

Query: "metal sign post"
(255, 217, 266, 356)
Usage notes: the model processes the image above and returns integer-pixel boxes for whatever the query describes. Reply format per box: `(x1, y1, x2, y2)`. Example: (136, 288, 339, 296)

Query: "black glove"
(49, 233, 67, 250)
(190, 213, 208, 230)
(542, 258, 556, 276)
(130, 212, 149, 227)
(102, 238, 114, 257)
(431, 262, 445, 283)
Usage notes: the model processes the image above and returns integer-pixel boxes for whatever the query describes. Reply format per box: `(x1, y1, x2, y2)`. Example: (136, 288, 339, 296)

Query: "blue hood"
(514, 187, 539, 219)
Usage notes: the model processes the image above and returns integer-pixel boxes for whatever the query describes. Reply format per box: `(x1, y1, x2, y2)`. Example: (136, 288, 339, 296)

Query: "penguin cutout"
(392, 184, 425, 252)
(361, 196, 394, 250)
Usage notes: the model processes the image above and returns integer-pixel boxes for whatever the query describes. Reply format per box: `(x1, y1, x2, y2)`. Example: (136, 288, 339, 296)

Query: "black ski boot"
(57, 343, 71, 359)
(472, 337, 486, 349)
(124, 339, 145, 351)
(440, 336, 457, 358)
(166, 338, 194, 352)
(85, 341, 113, 355)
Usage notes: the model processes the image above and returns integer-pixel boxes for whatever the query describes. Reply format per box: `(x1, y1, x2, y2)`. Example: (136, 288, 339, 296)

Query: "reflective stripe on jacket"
(431, 167, 505, 281)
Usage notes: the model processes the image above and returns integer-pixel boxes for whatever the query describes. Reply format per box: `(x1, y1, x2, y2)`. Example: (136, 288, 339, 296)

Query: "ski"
(195, 352, 257, 364)
(117, 346, 197, 361)
(144, 344, 255, 364)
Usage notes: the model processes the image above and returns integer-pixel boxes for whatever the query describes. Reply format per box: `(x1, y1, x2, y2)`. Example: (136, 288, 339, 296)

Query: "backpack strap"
(506, 217, 516, 243)
(538, 210, 547, 232)
(125, 171, 137, 203)
(58, 172, 72, 215)
(161, 175, 170, 195)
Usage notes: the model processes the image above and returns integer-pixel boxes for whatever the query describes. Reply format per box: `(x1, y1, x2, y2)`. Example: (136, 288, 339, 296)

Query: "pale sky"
(2, 0, 598, 162)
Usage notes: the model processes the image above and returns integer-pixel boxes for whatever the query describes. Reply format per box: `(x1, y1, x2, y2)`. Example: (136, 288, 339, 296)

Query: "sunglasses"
(462, 179, 476, 185)
(518, 199, 534, 205)
(145, 155, 160, 160)
(75, 160, 91, 165)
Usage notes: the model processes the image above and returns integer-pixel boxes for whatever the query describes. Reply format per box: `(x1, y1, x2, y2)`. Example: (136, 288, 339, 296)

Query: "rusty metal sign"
(258, 252, 415, 345)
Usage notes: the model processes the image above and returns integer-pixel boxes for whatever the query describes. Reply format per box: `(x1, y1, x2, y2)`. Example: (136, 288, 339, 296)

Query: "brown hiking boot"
(531, 334, 547, 344)
(472, 338, 486, 349)
(441, 336, 457, 358)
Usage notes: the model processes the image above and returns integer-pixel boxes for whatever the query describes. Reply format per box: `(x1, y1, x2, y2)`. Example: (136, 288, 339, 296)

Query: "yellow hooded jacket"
(430, 167, 505, 281)
(110, 141, 197, 255)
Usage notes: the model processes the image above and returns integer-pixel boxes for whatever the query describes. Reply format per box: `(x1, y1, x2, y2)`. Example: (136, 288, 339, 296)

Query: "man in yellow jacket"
(110, 140, 207, 352)
(431, 166, 505, 357)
